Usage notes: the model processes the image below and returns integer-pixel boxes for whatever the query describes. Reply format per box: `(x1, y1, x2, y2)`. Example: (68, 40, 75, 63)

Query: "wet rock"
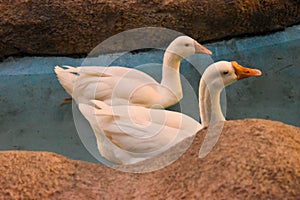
(0, 119, 299, 199)
(0, 0, 299, 58)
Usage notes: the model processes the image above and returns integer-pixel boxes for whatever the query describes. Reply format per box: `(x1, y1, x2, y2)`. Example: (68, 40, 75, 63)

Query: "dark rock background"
(0, 0, 299, 58)
(0, 119, 299, 199)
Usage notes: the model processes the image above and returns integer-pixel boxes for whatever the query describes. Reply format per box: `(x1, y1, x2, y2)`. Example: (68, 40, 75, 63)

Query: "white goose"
(54, 36, 212, 108)
(78, 61, 262, 165)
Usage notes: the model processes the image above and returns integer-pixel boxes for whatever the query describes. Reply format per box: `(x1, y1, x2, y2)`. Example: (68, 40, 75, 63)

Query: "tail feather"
(62, 65, 80, 73)
(78, 103, 99, 127)
(90, 100, 113, 116)
(54, 66, 78, 96)
(90, 100, 110, 109)
(79, 101, 113, 126)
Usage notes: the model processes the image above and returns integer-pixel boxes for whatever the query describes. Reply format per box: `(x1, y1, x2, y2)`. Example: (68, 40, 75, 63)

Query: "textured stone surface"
(0, 119, 299, 199)
(0, 0, 299, 58)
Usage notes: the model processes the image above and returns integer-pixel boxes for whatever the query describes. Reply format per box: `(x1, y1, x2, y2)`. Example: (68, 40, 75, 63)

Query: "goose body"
(78, 61, 262, 165)
(79, 100, 201, 164)
(55, 36, 212, 108)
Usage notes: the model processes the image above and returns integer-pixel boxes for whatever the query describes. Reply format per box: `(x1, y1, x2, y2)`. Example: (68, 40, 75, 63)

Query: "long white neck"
(160, 52, 183, 100)
(199, 80, 225, 128)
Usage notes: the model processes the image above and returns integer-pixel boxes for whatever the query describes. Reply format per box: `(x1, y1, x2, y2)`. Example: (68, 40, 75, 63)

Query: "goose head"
(165, 36, 212, 59)
(199, 61, 262, 127)
(202, 61, 262, 91)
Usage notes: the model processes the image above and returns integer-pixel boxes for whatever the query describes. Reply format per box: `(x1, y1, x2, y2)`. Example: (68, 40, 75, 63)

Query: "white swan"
(54, 36, 212, 108)
(78, 61, 262, 165)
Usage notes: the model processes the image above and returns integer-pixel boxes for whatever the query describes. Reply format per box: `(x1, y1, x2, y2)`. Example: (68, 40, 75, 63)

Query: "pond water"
(0, 26, 299, 163)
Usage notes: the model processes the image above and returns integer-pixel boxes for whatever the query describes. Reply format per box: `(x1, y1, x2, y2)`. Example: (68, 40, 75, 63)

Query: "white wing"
(78, 101, 201, 164)
(57, 65, 164, 106)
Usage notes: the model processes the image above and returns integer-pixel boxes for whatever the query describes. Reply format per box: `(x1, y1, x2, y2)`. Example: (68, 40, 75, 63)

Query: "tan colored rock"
(0, 0, 299, 58)
(0, 119, 299, 199)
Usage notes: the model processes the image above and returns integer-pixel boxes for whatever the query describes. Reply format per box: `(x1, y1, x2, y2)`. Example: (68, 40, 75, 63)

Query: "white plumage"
(78, 61, 262, 165)
(55, 36, 212, 108)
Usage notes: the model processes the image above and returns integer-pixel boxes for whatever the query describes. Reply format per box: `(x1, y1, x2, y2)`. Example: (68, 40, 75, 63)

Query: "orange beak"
(231, 61, 262, 80)
(194, 41, 212, 55)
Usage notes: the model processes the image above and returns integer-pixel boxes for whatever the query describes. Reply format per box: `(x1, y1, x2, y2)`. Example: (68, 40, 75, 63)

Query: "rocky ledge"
(0, 119, 299, 199)
(0, 0, 299, 58)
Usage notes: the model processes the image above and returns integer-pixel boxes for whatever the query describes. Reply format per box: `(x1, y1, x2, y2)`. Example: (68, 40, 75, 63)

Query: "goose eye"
(184, 43, 190, 47)
(223, 71, 229, 75)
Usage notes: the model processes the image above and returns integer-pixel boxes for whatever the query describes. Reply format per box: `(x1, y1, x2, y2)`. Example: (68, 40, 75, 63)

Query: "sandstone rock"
(0, 119, 299, 199)
(0, 0, 299, 58)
